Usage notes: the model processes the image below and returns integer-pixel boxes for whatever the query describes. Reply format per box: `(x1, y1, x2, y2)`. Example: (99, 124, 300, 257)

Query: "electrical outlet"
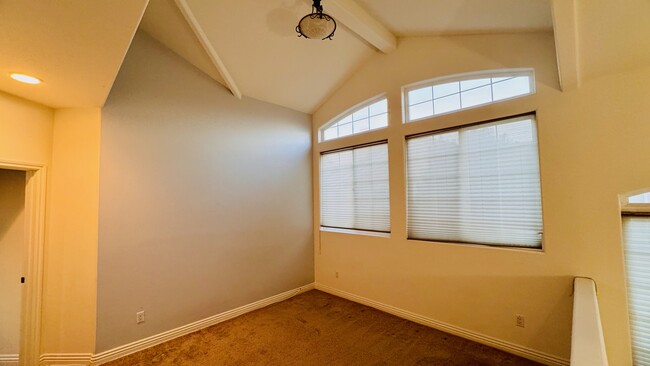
(136, 311, 145, 324)
(516, 314, 525, 328)
(335, 271, 339, 278)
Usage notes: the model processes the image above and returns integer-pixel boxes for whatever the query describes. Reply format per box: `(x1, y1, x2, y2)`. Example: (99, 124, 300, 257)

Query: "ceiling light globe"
(297, 14, 336, 40)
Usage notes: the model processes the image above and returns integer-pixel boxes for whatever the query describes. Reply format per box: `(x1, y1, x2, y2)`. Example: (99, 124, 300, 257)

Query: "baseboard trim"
(0, 354, 18, 361)
(39, 353, 93, 366)
(315, 283, 570, 366)
(92, 283, 314, 365)
(0, 354, 19, 366)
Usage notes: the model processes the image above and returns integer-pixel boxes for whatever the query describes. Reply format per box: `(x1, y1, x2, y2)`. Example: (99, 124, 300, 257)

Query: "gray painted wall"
(96, 31, 313, 352)
(0, 169, 25, 356)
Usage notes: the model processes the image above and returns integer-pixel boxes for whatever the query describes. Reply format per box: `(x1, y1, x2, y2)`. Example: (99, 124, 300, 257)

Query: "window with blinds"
(320, 142, 390, 233)
(406, 114, 543, 248)
(622, 202, 650, 365)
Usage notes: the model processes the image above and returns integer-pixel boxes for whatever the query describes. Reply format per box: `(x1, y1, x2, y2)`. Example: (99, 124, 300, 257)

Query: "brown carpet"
(103, 290, 542, 366)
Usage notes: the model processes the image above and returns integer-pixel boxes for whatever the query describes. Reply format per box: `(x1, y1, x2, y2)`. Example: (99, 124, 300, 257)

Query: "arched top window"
(627, 192, 650, 204)
(320, 96, 388, 142)
(403, 68, 536, 122)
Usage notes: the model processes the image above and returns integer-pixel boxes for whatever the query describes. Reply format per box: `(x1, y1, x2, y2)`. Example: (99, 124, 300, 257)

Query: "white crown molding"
(315, 283, 570, 366)
(92, 283, 314, 365)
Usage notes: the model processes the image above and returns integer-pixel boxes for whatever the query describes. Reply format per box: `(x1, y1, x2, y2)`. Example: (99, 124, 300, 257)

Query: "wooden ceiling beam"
(327, 0, 397, 53)
(175, 0, 242, 99)
(551, 0, 580, 91)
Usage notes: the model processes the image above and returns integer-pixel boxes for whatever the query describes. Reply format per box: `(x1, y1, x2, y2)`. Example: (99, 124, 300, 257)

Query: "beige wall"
(0, 91, 53, 166)
(96, 31, 313, 352)
(0, 169, 26, 356)
(40, 108, 101, 355)
(313, 33, 648, 365)
(0, 82, 101, 358)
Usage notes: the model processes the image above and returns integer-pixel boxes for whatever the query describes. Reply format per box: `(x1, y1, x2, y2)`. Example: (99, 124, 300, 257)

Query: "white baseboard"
(0, 354, 19, 366)
(315, 283, 570, 366)
(92, 283, 314, 365)
(39, 353, 93, 366)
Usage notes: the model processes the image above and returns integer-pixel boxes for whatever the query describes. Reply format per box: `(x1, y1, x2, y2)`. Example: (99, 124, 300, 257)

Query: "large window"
(622, 193, 650, 365)
(320, 97, 388, 142)
(406, 114, 543, 248)
(320, 142, 390, 233)
(404, 69, 535, 122)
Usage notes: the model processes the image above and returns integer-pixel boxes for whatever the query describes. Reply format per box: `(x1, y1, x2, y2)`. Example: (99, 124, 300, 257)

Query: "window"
(622, 195, 650, 365)
(404, 69, 535, 122)
(320, 142, 390, 233)
(628, 192, 650, 204)
(406, 114, 542, 248)
(321, 97, 388, 142)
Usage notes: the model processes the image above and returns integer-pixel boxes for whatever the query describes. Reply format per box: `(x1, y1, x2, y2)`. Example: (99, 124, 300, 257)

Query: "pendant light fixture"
(296, 0, 337, 40)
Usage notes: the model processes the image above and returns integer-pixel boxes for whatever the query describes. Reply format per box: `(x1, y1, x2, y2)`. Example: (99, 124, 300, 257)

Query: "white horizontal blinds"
(406, 115, 542, 247)
(406, 70, 534, 122)
(623, 216, 650, 366)
(320, 143, 390, 232)
(322, 98, 388, 141)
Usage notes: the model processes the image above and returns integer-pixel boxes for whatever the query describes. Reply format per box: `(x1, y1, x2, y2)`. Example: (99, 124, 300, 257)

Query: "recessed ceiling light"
(10, 73, 42, 85)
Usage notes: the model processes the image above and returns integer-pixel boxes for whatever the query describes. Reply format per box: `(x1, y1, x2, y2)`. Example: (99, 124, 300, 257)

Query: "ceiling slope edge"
(101, 0, 152, 107)
(174, 0, 242, 99)
(138, 0, 227, 88)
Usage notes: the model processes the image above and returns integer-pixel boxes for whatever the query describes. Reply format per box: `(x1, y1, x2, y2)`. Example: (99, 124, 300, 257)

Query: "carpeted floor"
(104, 290, 542, 366)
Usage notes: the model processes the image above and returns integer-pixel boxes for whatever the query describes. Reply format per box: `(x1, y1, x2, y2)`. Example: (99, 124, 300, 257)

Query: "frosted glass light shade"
(297, 13, 336, 40)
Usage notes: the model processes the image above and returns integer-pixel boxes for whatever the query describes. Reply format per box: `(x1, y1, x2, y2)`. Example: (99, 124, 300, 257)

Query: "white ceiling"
(0, 0, 148, 108)
(355, 0, 553, 36)
(1, 1, 649, 113)
(140, 0, 554, 113)
(179, 0, 377, 113)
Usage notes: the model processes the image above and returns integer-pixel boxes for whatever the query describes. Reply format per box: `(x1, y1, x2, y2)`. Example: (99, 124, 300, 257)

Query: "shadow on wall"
(0, 169, 26, 240)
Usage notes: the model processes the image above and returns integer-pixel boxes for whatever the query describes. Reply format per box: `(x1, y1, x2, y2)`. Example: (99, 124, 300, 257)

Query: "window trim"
(319, 94, 389, 143)
(404, 112, 545, 251)
(402, 68, 536, 123)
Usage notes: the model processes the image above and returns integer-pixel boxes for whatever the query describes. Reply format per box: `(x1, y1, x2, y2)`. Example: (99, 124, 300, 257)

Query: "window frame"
(404, 112, 545, 250)
(319, 94, 389, 143)
(402, 68, 536, 123)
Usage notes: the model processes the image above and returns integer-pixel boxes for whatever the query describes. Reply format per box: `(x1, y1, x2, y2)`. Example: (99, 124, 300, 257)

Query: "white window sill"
(320, 227, 391, 238)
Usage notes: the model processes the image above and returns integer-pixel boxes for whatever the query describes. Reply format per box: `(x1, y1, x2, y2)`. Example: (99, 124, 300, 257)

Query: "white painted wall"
(0, 169, 25, 356)
(313, 33, 649, 365)
(96, 31, 314, 352)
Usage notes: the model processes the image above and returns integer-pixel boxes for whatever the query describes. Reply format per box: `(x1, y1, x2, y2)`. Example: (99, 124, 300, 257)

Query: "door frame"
(0, 160, 46, 366)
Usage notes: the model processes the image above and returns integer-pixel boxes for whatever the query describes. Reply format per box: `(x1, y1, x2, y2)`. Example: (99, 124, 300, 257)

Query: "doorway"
(0, 162, 46, 366)
(0, 169, 26, 365)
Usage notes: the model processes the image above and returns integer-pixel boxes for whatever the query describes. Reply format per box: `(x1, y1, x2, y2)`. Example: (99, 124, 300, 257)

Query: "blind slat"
(406, 115, 543, 247)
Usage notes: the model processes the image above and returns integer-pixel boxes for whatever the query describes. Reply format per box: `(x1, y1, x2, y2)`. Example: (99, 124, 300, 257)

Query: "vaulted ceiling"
(0, 0, 148, 108)
(0, 0, 649, 113)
